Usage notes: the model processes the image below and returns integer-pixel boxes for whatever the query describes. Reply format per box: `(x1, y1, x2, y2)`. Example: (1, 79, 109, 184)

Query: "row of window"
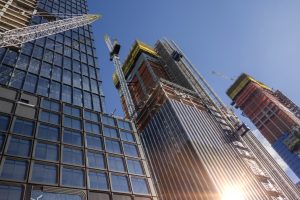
(0, 158, 150, 194)
(0, 135, 140, 160)
(0, 108, 132, 131)
(38, 0, 87, 15)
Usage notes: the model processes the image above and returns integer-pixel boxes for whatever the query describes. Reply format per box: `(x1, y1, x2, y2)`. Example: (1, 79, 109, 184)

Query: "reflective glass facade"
(0, 86, 157, 200)
(0, 0, 157, 199)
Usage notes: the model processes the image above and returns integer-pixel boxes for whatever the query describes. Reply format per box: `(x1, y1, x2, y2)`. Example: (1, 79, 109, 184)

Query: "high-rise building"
(227, 73, 300, 178)
(112, 39, 300, 200)
(0, 1, 158, 200)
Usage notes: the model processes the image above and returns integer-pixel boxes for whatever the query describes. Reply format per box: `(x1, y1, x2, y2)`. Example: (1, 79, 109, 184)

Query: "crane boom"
(104, 35, 136, 118)
(0, 14, 101, 48)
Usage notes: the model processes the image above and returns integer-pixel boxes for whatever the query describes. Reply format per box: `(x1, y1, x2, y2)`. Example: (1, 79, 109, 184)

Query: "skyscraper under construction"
(110, 39, 300, 200)
(227, 73, 300, 179)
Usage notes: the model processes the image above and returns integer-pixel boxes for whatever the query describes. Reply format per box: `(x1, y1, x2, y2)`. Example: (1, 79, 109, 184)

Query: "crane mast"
(104, 35, 136, 118)
(0, 14, 101, 48)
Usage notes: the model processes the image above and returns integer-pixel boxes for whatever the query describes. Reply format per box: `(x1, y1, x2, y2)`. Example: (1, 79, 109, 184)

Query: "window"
(0, 159, 28, 181)
(0, 184, 22, 200)
(52, 66, 61, 81)
(40, 62, 51, 78)
(127, 159, 144, 175)
(62, 85, 72, 103)
(13, 118, 34, 136)
(63, 146, 83, 165)
(0, 115, 10, 132)
(36, 78, 49, 97)
(35, 142, 58, 161)
(49, 81, 61, 100)
(63, 70, 72, 85)
(23, 73, 37, 93)
(86, 134, 102, 150)
(64, 105, 81, 117)
(111, 175, 129, 192)
(124, 144, 139, 157)
(120, 131, 135, 142)
(31, 163, 57, 184)
(30, 189, 82, 200)
(83, 92, 92, 109)
(87, 151, 105, 169)
(92, 94, 101, 112)
(62, 167, 84, 187)
(102, 116, 115, 126)
(131, 177, 149, 194)
(85, 122, 100, 134)
(40, 111, 60, 125)
(118, 120, 132, 130)
(88, 171, 108, 190)
(63, 130, 82, 146)
(41, 99, 60, 112)
(37, 124, 59, 141)
(64, 116, 81, 130)
(105, 139, 121, 154)
(108, 156, 125, 172)
(73, 73, 82, 88)
(7, 137, 31, 157)
(84, 111, 98, 122)
(103, 127, 118, 138)
(73, 88, 82, 106)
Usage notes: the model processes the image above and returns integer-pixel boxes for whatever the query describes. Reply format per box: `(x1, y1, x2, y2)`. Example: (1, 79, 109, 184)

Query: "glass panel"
(49, 81, 61, 100)
(84, 111, 98, 122)
(7, 137, 31, 157)
(62, 85, 72, 103)
(87, 151, 105, 169)
(37, 124, 59, 141)
(41, 99, 60, 112)
(0, 159, 27, 181)
(131, 177, 149, 194)
(105, 140, 121, 154)
(127, 159, 144, 175)
(85, 122, 100, 134)
(64, 117, 81, 130)
(62, 167, 84, 187)
(88, 171, 108, 190)
(40, 111, 60, 124)
(64, 105, 81, 117)
(31, 163, 57, 184)
(120, 131, 135, 142)
(63, 130, 82, 146)
(111, 175, 129, 192)
(103, 127, 118, 138)
(124, 144, 139, 157)
(36, 78, 49, 97)
(23, 73, 38, 93)
(73, 88, 82, 106)
(63, 147, 83, 165)
(0, 115, 10, 132)
(40, 62, 51, 78)
(118, 120, 132, 130)
(0, 184, 22, 200)
(86, 134, 102, 150)
(35, 142, 58, 161)
(108, 156, 125, 172)
(102, 116, 115, 126)
(13, 119, 34, 136)
(92, 94, 100, 112)
(83, 92, 92, 109)
(31, 190, 82, 200)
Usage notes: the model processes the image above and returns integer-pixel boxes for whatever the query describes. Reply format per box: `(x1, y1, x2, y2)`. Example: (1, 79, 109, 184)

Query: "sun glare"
(221, 186, 245, 200)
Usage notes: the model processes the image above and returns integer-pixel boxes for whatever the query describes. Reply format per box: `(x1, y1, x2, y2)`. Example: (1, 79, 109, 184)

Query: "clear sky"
(88, 0, 300, 182)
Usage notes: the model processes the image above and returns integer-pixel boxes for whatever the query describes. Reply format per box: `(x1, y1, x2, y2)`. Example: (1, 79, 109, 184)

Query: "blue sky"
(88, 0, 300, 182)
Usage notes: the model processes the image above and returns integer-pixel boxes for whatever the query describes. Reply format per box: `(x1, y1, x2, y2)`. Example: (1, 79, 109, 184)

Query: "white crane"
(0, 14, 101, 48)
(104, 35, 136, 118)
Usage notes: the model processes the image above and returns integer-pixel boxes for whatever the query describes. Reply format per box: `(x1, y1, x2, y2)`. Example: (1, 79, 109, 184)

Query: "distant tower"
(227, 73, 300, 179)
(111, 39, 300, 200)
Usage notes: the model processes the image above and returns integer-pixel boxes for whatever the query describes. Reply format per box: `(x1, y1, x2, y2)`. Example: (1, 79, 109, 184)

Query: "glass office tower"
(0, 0, 157, 200)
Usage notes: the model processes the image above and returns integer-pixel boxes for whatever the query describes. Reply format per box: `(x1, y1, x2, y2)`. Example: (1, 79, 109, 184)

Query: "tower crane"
(0, 14, 101, 48)
(104, 35, 136, 119)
